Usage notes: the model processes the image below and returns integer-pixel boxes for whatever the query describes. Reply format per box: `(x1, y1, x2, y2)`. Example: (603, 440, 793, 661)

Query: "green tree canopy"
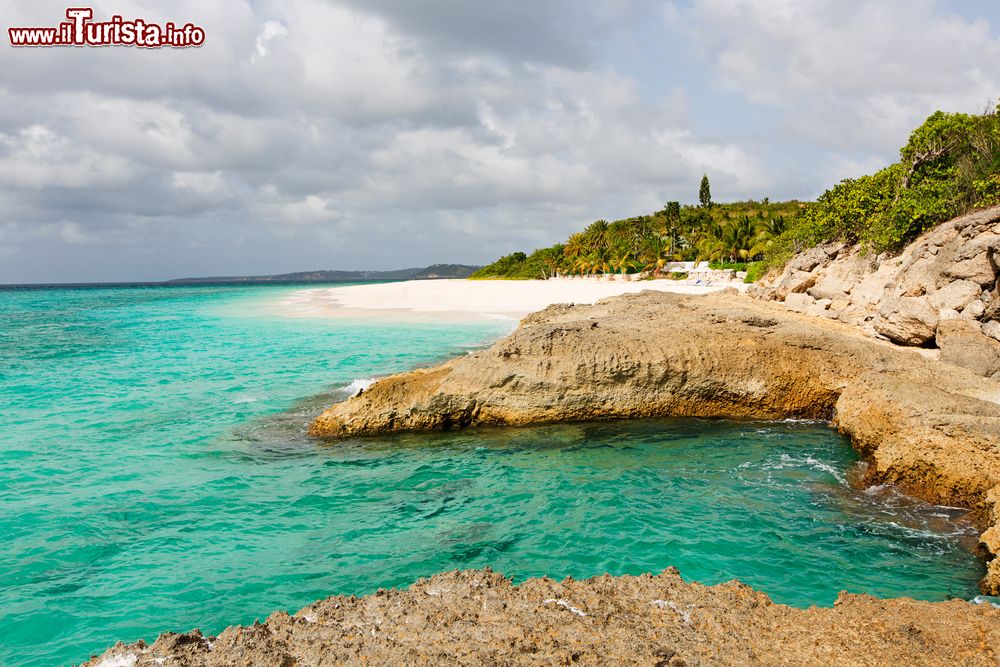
(699, 174, 712, 208)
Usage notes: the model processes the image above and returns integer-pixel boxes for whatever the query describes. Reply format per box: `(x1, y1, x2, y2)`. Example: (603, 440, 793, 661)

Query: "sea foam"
(342, 377, 377, 396)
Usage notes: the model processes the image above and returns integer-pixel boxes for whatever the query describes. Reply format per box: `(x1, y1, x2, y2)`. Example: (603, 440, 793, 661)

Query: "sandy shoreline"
(277, 276, 746, 321)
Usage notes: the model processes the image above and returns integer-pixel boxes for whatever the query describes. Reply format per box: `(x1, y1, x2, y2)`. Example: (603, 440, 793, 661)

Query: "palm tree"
(564, 233, 586, 261)
(612, 252, 634, 278)
(538, 244, 564, 278)
(695, 221, 727, 264)
(725, 215, 758, 263)
(750, 215, 786, 258)
(640, 236, 671, 277)
(607, 220, 633, 251)
(589, 248, 612, 276)
(630, 216, 655, 249)
(657, 213, 682, 259)
(583, 220, 610, 251)
(696, 216, 761, 264)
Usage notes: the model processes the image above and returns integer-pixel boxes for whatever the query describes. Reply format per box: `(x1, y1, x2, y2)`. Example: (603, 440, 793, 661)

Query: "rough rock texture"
(311, 293, 864, 435)
(751, 206, 1000, 369)
(938, 320, 1000, 381)
(874, 295, 940, 345)
(82, 568, 1000, 667)
(308, 290, 1000, 596)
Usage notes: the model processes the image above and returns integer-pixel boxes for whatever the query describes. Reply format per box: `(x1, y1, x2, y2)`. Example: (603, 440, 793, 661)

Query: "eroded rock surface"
(82, 568, 1000, 667)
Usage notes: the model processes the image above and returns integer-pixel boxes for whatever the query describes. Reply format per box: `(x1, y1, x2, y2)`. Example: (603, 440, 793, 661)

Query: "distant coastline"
(0, 264, 481, 290)
(164, 263, 480, 285)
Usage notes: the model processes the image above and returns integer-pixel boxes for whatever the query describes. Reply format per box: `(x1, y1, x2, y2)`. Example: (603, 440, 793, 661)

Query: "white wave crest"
(972, 595, 1000, 608)
(342, 377, 377, 396)
(760, 453, 848, 485)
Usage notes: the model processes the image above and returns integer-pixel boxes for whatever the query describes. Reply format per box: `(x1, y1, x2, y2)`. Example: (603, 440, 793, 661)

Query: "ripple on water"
(0, 285, 986, 667)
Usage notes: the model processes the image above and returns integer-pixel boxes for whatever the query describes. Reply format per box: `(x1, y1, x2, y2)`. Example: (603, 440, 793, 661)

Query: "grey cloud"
(665, 0, 1000, 160)
(331, 0, 649, 67)
(8, 0, 980, 282)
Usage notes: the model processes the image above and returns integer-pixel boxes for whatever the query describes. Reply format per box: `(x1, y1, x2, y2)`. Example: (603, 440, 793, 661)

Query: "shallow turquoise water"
(0, 285, 984, 666)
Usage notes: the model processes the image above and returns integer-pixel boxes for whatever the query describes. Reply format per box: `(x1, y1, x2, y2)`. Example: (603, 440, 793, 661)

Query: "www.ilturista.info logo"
(8, 8, 205, 48)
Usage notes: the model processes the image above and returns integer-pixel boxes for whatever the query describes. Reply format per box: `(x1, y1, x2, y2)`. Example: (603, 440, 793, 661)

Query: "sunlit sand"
(277, 276, 746, 322)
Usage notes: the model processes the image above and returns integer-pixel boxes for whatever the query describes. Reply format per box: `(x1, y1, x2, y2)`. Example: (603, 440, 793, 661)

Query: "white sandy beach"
(277, 276, 747, 322)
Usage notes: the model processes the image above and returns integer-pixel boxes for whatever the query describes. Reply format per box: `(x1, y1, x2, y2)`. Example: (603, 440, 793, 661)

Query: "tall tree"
(607, 220, 632, 250)
(584, 219, 610, 250)
(563, 233, 586, 260)
(699, 174, 712, 207)
(640, 236, 671, 276)
(663, 201, 682, 256)
(665, 201, 681, 222)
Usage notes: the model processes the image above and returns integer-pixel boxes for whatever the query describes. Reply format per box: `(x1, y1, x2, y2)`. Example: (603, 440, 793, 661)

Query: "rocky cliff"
(749, 206, 1000, 379)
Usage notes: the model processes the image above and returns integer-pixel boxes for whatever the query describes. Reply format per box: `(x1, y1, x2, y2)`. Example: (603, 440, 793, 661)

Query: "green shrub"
(800, 108, 1000, 254)
(744, 262, 765, 284)
(469, 252, 531, 279)
(707, 261, 748, 271)
(470, 245, 565, 279)
(974, 174, 1000, 208)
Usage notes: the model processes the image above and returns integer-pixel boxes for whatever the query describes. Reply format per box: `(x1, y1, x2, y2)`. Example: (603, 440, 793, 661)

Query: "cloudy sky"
(1, 0, 999, 283)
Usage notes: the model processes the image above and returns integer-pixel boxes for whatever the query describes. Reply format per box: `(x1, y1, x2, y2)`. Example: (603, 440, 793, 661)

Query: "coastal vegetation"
(469, 190, 806, 280)
(751, 104, 1000, 280)
(472, 105, 1000, 282)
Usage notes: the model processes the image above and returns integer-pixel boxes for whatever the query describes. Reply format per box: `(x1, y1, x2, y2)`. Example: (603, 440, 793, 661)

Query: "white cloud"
(279, 194, 336, 225)
(820, 154, 890, 186)
(0, 125, 131, 189)
(173, 171, 225, 194)
(253, 20, 288, 60)
(666, 0, 1000, 153)
(2, 0, 995, 281)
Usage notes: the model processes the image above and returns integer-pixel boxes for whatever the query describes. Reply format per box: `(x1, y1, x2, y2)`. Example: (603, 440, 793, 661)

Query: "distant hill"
(166, 264, 480, 285)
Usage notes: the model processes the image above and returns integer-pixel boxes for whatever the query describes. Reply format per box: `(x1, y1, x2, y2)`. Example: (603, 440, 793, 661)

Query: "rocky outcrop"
(308, 290, 1000, 595)
(80, 211, 1000, 666)
(938, 320, 1000, 380)
(874, 295, 940, 345)
(312, 294, 847, 435)
(83, 568, 1000, 667)
(751, 206, 1000, 372)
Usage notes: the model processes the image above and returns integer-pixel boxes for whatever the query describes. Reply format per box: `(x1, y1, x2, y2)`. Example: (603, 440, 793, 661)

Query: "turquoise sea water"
(0, 285, 984, 666)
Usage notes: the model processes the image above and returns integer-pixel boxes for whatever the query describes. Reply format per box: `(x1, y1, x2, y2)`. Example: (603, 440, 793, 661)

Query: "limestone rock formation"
(82, 568, 1000, 667)
(938, 320, 1000, 381)
(874, 295, 940, 345)
(751, 206, 1000, 377)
